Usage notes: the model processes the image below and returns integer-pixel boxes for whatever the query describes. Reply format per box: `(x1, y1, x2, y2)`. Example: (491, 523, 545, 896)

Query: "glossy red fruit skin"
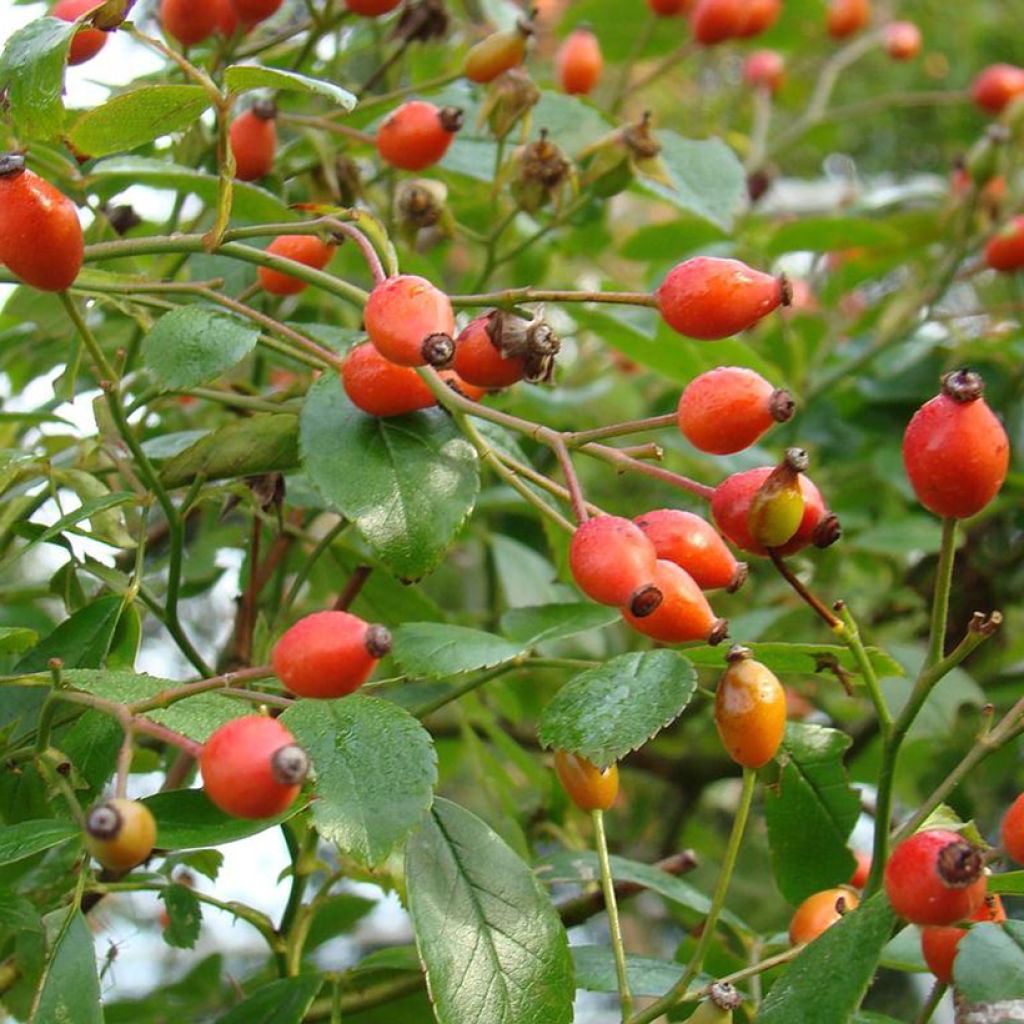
(231, 0, 283, 24)
(217, 0, 239, 35)
(677, 366, 788, 454)
(364, 275, 455, 367)
(0, 166, 84, 292)
(229, 109, 277, 181)
(985, 216, 1024, 272)
(377, 101, 457, 172)
(634, 509, 743, 591)
(1001, 792, 1024, 865)
(621, 558, 718, 643)
(341, 343, 484, 416)
(647, 0, 691, 15)
(200, 716, 303, 819)
(921, 895, 1006, 984)
(452, 316, 527, 388)
(737, 0, 781, 38)
(789, 888, 860, 945)
(257, 235, 335, 296)
(346, 0, 402, 13)
(826, 0, 870, 39)
(569, 515, 658, 607)
(161, 0, 219, 45)
(557, 28, 603, 95)
(53, 0, 108, 65)
(690, 0, 746, 46)
(553, 751, 619, 811)
(743, 50, 785, 94)
(712, 467, 826, 556)
(972, 64, 1024, 114)
(849, 849, 871, 888)
(657, 257, 784, 340)
(884, 829, 987, 926)
(273, 610, 386, 698)
(902, 381, 1009, 520)
(883, 21, 921, 61)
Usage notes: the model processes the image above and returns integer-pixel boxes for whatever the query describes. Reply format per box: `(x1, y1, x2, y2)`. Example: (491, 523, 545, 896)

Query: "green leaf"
(167, 848, 224, 882)
(69, 85, 214, 158)
(0, 820, 79, 866)
(143, 789, 301, 849)
(160, 414, 299, 488)
(765, 217, 907, 256)
(0, 889, 42, 932)
(572, 946, 686, 997)
(0, 16, 76, 142)
(31, 911, 102, 1024)
(142, 307, 259, 391)
(300, 375, 479, 580)
(55, 669, 246, 742)
(88, 156, 294, 222)
(988, 871, 1024, 896)
(499, 603, 620, 646)
(638, 131, 745, 231)
(216, 976, 324, 1024)
(765, 724, 860, 904)
(391, 623, 526, 678)
(954, 921, 1024, 1002)
(15, 595, 125, 672)
(0, 627, 38, 655)
(406, 798, 575, 1024)
(304, 894, 377, 953)
(5, 493, 136, 568)
(224, 65, 356, 109)
(160, 883, 202, 949)
(683, 642, 903, 679)
(281, 696, 436, 867)
(758, 893, 896, 1024)
(537, 650, 697, 770)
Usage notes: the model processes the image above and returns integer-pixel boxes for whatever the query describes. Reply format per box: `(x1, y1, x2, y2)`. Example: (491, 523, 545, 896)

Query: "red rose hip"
(678, 366, 794, 454)
(737, 0, 781, 38)
(984, 216, 1024, 272)
(971, 64, 1024, 115)
(902, 370, 1009, 519)
(744, 50, 786, 94)
(364, 274, 456, 367)
(0, 156, 84, 292)
(229, 102, 277, 181)
(690, 0, 746, 45)
(657, 257, 787, 340)
(53, 0, 108, 65)
(921, 894, 1006, 984)
(634, 509, 747, 591)
(452, 315, 527, 389)
(161, 0, 219, 45)
(376, 101, 463, 172)
(647, 0, 691, 15)
(569, 515, 659, 611)
(556, 28, 603, 95)
(257, 235, 336, 296)
(621, 559, 726, 644)
(200, 716, 308, 819)
(1000, 792, 1024, 866)
(883, 21, 921, 61)
(884, 829, 987, 926)
(826, 0, 870, 39)
(272, 610, 391, 698)
(231, 0, 283, 24)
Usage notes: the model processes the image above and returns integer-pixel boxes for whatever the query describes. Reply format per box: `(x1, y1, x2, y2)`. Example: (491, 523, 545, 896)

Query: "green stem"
(450, 287, 657, 310)
(834, 602, 892, 734)
(412, 662, 522, 719)
(628, 768, 757, 1024)
(592, 809, 633, 1019)
(915, 980, 947, 1024)
(927, 518, 958, 668)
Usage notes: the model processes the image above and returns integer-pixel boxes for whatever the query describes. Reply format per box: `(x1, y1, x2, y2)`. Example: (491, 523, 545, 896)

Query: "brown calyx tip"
(252, 99, 278, 121)
(727, 561, 749, 594)
(784, 446, 809, 473)
(422, 332, 455, 367)
(778, 272, 793, 307)
(86, 801, 123, 841)
(936, 839, 984, 889)
(941, 368, 985, 403)
(516, 12, 537, 35)
(365, 623, 392, 659)
(0, 153, 27, 179)
(628, 584, 663, 619)
(708, 618, 730, 647)
(725, 643, 751, 663)
(835, 894, 850, 915)
(707, 982, 742, 1012)
(526, 320, 560, 356)
(812, 512, 842, 549)
(769, 387, 796, 424)
(271, 744, 310, 786)
(439, 106, 465, 134)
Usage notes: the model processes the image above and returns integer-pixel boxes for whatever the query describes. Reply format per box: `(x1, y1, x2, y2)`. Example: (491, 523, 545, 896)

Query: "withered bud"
(628, 584, 663, 619)
(709, 618, 730, 646)
(365, 624, 392, 658)
(486, 310, 561, 383)
(769, 388, 796, 423)
(936, 840, 984, 889)
(422, 332, 455, 367)
(397, 180, 447, 229)
(391, 0, 449, 43)
(621, 111, 662, 161)
(812, 512, 842, 549)
(271, 745, 310, 786)
(0, 153, 26, 179)
(438, 106, 464, 134)
(519, 129, 571, 190)
(480, 68, 540, 140)
(252, 99, 277, 121)
(941, 368, 985, 403)
(104, 203, 142, 236)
